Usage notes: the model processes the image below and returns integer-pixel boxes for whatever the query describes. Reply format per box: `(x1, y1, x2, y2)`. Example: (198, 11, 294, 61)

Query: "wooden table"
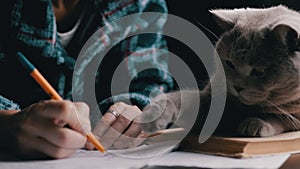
(280, 154, 300, 169)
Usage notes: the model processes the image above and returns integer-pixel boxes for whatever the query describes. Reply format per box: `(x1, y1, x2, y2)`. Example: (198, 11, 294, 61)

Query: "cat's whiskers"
(266, 99, 300, 130)
(274, 111, 295, 129)
(278, 113, 299, 131)
(194, 18, 220, 41)
(276, 113, 297, 131)
(271, 84, 300, 105)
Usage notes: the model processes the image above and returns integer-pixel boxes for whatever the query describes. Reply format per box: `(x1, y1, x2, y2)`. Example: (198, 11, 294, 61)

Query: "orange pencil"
(17, 52, 106, 153)
(146, 128, 184, 138)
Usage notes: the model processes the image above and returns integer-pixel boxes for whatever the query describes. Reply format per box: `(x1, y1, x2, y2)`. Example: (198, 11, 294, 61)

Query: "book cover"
(179, 131, 300, 158)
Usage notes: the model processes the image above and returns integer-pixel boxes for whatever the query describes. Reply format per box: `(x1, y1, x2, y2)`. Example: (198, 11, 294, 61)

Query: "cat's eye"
(251, 68, 265, 77)
(226, 60, 235, 70)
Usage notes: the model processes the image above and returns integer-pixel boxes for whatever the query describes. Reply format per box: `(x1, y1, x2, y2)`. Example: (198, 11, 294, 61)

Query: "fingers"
(30, 100, 72, 121)
(35, 138, 75, 159)
(99, 106, 137, 149)
(93, 102, 127, 139)
(128, 132, 147, 149)
(122, 121, 142, 138)
(31, 100, 91, 135)
(18, 133, 77, 159)
(111, 121, 143, 149)
(15, 100, 91, 159)
(108, 107, 136, 133)
(23, 121, 87, 149)
(93, 102, 144, 150)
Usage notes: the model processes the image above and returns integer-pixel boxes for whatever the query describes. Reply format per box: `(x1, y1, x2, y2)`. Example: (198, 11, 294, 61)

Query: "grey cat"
(140, 5, 300, 137)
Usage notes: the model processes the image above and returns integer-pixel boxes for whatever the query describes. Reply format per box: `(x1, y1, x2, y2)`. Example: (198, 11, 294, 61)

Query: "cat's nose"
(233, 85, 245, 93)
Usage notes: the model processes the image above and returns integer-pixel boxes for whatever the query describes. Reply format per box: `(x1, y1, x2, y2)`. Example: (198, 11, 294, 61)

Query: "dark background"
(164, 0, 300, 90)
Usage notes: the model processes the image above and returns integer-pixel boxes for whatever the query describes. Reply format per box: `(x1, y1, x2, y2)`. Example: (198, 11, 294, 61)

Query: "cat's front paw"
(139, 99, 175, 133)
(238, 118, 278, 137)
(138, 92, 182, 133)
(139, 105, 172, 133)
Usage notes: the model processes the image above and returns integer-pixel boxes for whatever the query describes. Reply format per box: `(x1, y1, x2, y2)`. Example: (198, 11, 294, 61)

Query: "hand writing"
(8, 100, 91, 159)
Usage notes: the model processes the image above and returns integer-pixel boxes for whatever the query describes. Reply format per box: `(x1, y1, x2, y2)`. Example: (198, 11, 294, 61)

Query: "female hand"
(3, 100, 91, 159)
(92, 102, 145, 150)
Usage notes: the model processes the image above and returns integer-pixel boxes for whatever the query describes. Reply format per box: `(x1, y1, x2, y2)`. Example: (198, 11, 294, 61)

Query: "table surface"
(141, 153, 300, 169)
(142, 153, 300, 169)
(0, 152, 298, 169)
(280, 153, 300, 169)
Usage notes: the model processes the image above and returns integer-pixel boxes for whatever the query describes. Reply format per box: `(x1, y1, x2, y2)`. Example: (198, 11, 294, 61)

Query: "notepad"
(179, 131, 300, 158)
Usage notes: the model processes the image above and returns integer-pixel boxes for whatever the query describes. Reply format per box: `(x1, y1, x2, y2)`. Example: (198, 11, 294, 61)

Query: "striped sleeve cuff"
(0, 95, 20, 110)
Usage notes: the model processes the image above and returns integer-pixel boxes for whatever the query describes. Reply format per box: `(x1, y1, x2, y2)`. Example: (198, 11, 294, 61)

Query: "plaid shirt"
(0, 0, 173, 117)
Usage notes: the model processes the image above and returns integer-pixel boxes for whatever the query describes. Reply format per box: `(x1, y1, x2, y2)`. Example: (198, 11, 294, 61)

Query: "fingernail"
(86, 141, 94, 150)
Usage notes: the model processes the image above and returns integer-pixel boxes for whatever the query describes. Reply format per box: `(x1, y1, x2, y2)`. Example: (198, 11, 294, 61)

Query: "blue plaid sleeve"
(0, 95, 20, 110)
(98, 0, 174, 111)
(122, 0, 173, 97)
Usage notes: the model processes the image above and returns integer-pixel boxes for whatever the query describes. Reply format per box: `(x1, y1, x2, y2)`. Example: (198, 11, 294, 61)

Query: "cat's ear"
(209, 9, 238, 31)
(272, 24, 300, 52)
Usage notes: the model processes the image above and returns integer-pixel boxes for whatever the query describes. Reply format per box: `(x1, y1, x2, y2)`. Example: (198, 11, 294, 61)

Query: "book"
(179, 131, 300, 158)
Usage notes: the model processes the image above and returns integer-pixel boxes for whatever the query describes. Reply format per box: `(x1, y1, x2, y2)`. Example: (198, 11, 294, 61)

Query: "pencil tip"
(86, 133, 106, 153)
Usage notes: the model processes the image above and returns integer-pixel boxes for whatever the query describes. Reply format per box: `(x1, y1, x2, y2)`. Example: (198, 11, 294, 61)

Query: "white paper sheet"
(0, 142, 177, 169)
(0, 150, 290, 169)
(0, 150, 148, 169)
(147, 151, 290, 169)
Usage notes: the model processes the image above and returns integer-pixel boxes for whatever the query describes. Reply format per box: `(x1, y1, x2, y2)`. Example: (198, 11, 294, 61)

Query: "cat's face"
(212, 6, 300, 106)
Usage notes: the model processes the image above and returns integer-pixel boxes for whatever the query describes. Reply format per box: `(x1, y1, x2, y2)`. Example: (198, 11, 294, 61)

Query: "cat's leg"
(238, 114, 298, 137)
(139, 91, 181, 132)
(139, 90, 204, 132)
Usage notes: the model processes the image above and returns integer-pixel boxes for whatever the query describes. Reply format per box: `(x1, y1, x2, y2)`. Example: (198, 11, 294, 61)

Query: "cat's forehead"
(211, 5, 298, 30)
(222, 29, 282, 65)
(233, 7, 284, 29)
(222, 29, 264, 54)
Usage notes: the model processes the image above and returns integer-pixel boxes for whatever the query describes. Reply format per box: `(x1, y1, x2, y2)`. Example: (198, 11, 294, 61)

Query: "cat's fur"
(140, 5, 300, 137)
